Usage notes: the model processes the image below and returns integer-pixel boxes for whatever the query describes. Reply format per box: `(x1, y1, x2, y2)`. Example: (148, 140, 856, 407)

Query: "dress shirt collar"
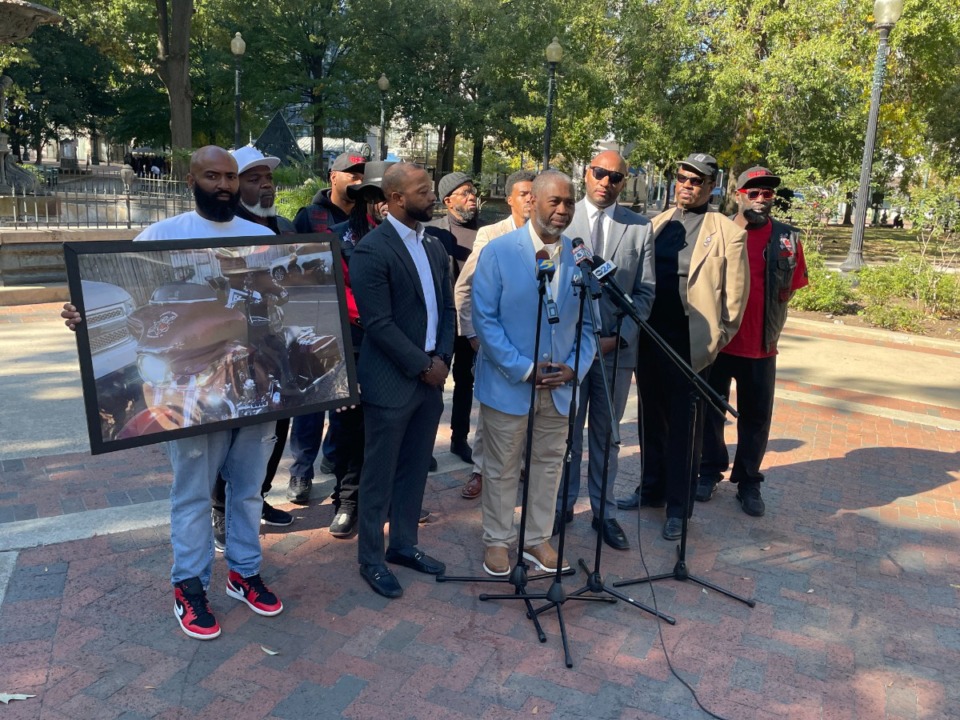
(527, 221, 562, 259)
(386, 212, 424, 243)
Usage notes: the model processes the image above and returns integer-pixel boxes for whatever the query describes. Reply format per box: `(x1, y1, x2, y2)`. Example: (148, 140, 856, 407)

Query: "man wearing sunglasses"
(552, 151, 655, 551)
(695, 167, 808, 516)
(616, 153, 749, 542)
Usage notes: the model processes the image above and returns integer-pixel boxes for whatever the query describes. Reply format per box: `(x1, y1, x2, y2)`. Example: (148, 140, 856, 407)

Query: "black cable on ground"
(632, 392, 730, 720)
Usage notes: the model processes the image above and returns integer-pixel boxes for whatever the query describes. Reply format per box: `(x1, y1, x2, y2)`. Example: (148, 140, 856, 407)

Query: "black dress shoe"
(385, 547, 446, 575)
(591, 517, 629, 551)
(359, 564, 403, 598)
(429, 457, 438, 472)
(695, 478, 719, 502)
(662, 517, 683, 541)
(551, 509, 574, 537)
(450, 438, 473, 464)
(616, 487, 666, 510)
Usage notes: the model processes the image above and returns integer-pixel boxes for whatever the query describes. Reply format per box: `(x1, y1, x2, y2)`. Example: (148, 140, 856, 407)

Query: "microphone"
(591, 256, 639, 316)
(570, 237, 595, 269)
(535, 249, 560, 324)
(570, 238, 601, 298)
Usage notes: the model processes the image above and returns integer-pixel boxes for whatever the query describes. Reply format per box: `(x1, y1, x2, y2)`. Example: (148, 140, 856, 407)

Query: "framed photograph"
(64, 233, 358, 455)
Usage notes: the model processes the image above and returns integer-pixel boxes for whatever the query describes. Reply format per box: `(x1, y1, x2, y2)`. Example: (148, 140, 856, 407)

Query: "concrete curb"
(0, 282, 70, 306)
(785, 315, 960, 352)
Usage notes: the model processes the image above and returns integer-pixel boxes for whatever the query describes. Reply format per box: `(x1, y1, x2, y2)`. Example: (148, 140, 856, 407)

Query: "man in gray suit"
(554, 151, 655, 550)
(349, 163, 456, 599)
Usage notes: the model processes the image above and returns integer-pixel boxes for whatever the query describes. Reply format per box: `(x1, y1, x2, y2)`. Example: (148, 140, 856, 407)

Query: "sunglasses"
(589, 166, 626, 185)
(676, 173, 706, 187)
(740, 188, 776, 200)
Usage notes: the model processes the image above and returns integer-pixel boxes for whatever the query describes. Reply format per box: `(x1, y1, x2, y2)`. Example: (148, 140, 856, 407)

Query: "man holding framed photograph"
(62, 146, 285, 641)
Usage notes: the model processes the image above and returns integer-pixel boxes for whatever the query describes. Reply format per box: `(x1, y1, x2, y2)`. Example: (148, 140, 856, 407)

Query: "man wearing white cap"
(208, 146, 299, 552)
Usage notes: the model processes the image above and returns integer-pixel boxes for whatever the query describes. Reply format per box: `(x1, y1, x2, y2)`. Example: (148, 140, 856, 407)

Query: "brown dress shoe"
(522, 542, 570, 573)
(461, 473, 482, 499)
(483, 546, 510, 576)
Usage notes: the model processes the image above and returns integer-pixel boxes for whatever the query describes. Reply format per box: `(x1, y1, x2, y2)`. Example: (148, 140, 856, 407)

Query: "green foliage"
(789, 251, 855, 314)
(275, 178, 327, 222)
(859, 304, 928, 333)
(272, 159, 321, 188)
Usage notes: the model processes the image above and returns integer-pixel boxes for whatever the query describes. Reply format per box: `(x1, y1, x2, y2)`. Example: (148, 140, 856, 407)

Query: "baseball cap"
(437, 171, 473, 200)
(736, 166, 781, 190)
(346, 161, 396, 200)
(231, 145, 280, 175)
(330, 152, 366, 173)
(678, 153, 719, 178)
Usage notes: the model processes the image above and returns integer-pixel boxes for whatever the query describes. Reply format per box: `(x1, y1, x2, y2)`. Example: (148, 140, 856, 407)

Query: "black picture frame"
(63, 233, 358, 455)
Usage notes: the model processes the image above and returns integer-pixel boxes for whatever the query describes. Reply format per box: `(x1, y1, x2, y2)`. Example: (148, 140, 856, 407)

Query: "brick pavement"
(0, 325, 958, 718)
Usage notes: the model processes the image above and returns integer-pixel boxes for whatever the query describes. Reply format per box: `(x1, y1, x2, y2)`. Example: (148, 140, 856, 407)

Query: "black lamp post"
(230, 32, 246, 150)
(377, 73, 390, 161)
(840, 0, 904, 272)
(542, 36, 563, 169)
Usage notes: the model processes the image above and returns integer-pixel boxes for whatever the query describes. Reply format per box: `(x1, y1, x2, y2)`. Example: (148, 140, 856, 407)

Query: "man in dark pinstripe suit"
(349, 163, 456, 599)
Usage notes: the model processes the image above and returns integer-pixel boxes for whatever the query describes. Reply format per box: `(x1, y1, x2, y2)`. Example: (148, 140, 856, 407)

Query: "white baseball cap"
(231, 145, 281, 175)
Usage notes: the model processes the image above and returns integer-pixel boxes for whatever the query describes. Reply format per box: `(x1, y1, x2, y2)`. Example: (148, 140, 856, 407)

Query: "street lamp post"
(840, 0, 904, 272)
(377, 73, 390, 161)
(542, 37, 563, 169)
(230, 32, 246, 150)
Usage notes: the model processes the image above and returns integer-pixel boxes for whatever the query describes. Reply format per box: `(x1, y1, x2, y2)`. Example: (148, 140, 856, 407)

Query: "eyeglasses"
(451, 187, 478, 198)
(676, 173, 706, 187)
(740, 188, 775, 200)
(589, 166, 626, 185)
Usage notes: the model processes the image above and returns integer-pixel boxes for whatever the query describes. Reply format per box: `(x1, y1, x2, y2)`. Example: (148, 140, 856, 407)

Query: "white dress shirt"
(584, 201, 616, 258)
(386, 213, 439, 352)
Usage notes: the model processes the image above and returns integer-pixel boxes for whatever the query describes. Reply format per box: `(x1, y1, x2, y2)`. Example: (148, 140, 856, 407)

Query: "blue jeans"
(289, 411, 326, 480)
(167, 422, 277, 587)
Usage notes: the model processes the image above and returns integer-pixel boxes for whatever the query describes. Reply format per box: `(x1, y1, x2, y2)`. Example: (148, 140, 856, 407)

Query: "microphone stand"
(478, 266, 614, 669)
(436, 263, 570, 645)
(562, 293, 675, 624)
(596, 275, 756, 608)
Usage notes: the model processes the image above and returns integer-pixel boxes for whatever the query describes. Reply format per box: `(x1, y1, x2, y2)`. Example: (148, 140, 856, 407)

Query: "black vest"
(762, 219, 801, 354)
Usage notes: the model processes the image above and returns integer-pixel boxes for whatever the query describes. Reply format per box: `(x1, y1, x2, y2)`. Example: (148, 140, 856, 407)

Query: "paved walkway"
(0, 306, 958, 719)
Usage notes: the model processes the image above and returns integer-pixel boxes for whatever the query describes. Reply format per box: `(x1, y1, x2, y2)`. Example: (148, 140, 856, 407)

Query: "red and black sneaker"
(226, 571, 283, 616)
(173, 577, 221, 640)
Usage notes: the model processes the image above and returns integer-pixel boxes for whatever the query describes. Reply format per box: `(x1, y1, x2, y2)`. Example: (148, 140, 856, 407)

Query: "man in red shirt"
(695, 166, 808, 517)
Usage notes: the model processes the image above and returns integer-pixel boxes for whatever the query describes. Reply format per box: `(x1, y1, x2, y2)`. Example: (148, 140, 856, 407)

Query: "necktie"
(593, 210, 605, 258)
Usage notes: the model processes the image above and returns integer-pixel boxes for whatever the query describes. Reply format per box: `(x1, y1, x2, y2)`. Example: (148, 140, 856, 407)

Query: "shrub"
(860, 304, 927, 333)
(789, 251, 855, 313)
(275, 178, 328, 221)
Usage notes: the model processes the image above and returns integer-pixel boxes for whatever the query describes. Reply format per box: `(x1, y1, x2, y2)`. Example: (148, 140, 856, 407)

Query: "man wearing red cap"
(695, 166, 807, 516)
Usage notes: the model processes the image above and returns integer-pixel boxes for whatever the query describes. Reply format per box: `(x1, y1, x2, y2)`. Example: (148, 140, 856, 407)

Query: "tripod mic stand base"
(613, 552, 756, 608)
(569, 559, 677, 624)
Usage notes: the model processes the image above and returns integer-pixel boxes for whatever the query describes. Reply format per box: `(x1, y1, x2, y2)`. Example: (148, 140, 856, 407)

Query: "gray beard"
(241, 201, 277, 218)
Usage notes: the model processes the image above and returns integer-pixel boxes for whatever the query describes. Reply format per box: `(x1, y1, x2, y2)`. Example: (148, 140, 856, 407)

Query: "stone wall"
(0, 229, 138, 286)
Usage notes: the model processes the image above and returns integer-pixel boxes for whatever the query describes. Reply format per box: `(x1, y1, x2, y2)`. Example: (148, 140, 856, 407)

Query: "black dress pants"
(637, 331, 710, 520)
(699, 353, 777, 485)
(449, 335, 476, 443)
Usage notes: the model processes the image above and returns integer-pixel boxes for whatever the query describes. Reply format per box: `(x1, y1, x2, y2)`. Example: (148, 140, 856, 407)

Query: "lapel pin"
(703, 235, 713, 248)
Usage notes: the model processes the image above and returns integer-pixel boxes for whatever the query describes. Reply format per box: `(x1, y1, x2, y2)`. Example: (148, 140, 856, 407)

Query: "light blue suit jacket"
(472, 224, 596, 417)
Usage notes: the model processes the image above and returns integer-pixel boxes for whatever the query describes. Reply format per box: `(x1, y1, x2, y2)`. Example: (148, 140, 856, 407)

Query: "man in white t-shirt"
(63, 146, 283, 640)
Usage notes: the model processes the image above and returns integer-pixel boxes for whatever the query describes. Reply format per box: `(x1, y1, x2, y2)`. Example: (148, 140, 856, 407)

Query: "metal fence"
(0, 180, 193, 229)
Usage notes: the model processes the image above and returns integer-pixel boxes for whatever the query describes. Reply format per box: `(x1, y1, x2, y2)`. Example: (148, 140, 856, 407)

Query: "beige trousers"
(480, 392, 567, 548)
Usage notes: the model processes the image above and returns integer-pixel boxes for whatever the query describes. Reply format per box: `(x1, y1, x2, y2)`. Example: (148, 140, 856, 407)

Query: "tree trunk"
(435, 123, 456, 175)
(312, 119, 324, 173)
(471, 137, 483, 177)
(155, 0, 193, 176)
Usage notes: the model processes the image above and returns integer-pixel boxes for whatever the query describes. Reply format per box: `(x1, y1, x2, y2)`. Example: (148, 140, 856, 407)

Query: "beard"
(453, 206, 477, 222)
(194, 185, 240, 222)
(533, 214, 564, 238)
(407, 205, 434, 223)
(743, 207, 770, 226)
(241, 200, 277, 218)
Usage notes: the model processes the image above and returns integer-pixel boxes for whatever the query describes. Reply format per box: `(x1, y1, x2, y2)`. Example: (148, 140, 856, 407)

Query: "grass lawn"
(808, 225, 959, 268)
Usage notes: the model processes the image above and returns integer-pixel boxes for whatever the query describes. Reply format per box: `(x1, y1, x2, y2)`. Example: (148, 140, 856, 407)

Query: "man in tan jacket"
(453, 170, 535, 500)
(616, 153, 749, 541)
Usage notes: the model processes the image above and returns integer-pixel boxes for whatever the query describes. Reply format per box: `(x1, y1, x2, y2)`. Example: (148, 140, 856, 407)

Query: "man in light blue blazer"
(472, 170, 596, 577)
